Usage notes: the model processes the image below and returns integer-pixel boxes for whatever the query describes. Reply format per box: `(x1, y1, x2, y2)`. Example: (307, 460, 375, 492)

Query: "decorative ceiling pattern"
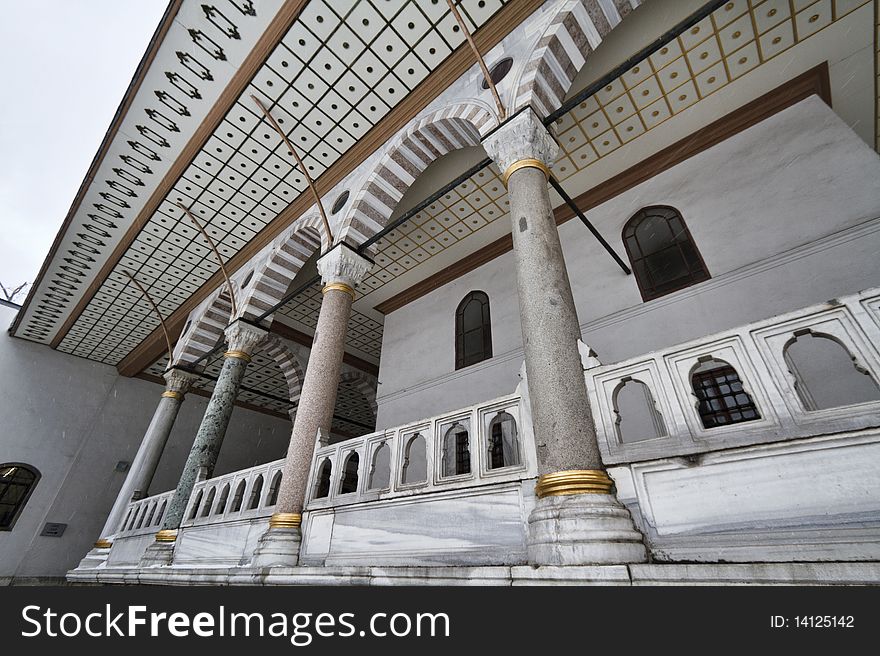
(349, 0, 871, 303)
(551, 0, 870, 182)
(357, 164, 509, 299)
(26, 0, 869, 381)
(18, 1, 283, 345)
(39, 0, 513, 365)
(274, 280, 384, 362)
(145, 344, 377, 435)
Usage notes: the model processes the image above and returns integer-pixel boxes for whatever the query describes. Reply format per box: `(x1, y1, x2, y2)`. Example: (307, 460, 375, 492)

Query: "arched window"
(402, 434, 427, 485)
(201, 488, 216, 518)
(215, 484, 229, 515)
(339, 453, 359, 494)
(487, 412, 520, 469)
(623, 206, 710, 301)
(314, 460, 332, 499)
(265, 471, 282, 507)
(247, 475, 264, 510)
(783, 332, 880, 411)
(612, 379, 667, 443)
(442, 423, 471, 477)
(455, 291, 492, 369)
(188, 490, 204, 520)
(691, 358, 760, 429)
(231, 480, 246, 512)
(368, 442, 391, 490)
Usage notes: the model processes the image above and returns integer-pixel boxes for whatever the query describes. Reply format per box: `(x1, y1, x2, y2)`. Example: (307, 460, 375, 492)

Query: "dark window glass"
(442, 426, 471, 477)
(0, 464, 39, 530)
(315, 461, 332, 499)
(455, 432, 471, 475)
(623, 206, 710, 301)
(490, 421, 505, 469)
(456, 291, 492, 369)
(340, 453, 359, 494)
(488, 412, 520, 469)
(691, 361, 761, 429)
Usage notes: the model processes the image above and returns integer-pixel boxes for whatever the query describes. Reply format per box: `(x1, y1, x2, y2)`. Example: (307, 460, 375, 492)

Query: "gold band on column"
(502, 158, 551, 187)
(154, 529, 178, 542)
(224, 350, 252, 362)
(161, 390, 184, 401)
(268, 512, 302, 529)
(322, 282, 355, 299)
(535, 469, 614, 498)
(94, 538, 113, 549)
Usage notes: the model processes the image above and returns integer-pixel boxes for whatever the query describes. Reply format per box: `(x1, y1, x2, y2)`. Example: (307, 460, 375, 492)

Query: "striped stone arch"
(171, 288, 233, 367)
(336, 102, 498, 248)
(338, 370, 378, 418)
(263, 334, 305, 405)
(235, 213, 325, 322)
(514, 0, 643, 118)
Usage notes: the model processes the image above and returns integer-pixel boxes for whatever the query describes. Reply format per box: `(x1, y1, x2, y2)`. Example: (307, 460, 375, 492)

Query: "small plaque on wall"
(40, 523, 67, 537)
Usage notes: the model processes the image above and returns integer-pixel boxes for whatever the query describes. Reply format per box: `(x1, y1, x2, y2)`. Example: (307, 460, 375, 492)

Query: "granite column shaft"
(252, 244, 371, 567)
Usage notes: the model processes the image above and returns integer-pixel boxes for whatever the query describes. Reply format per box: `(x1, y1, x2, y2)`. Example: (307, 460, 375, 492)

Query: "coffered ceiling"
(14, 0, 515, 364)
(12, 0, 877, 415)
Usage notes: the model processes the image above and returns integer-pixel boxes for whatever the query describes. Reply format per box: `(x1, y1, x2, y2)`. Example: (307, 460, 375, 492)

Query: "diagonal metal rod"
(122, 270, 175, 369)
(251, 94, 334, 248)
(544, 0, 728, 125)
(549, 176, 631, 275)
(177, 202, 238, 319)
(358, 158, 493, 253)
(445, 0, 505, 122)
(253, 274, 322, 325)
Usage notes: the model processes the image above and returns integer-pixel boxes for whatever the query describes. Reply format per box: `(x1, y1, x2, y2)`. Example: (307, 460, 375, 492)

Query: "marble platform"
(66, 562, 880, 586)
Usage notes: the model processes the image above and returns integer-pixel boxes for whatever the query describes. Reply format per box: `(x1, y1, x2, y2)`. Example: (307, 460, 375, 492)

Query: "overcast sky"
(0, 0, 169, 301)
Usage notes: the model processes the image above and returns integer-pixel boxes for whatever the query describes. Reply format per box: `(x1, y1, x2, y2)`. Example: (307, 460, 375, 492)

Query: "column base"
(527, 493, 647, 565)
(75, 541, 113, 570)
(251, 527, 302, 568)
(139, 532, 177, 567)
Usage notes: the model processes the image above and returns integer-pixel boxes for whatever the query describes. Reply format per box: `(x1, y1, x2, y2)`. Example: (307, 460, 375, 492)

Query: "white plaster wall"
(376, 97, 880, 429)
(0, 303, 291, 579)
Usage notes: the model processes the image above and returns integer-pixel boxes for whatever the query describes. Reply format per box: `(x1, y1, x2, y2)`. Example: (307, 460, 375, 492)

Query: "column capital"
(481, 110, 559, 185)
(163, 368, 199, 396)
(224, 320, 268, 359)
(317, 244, 373, 293)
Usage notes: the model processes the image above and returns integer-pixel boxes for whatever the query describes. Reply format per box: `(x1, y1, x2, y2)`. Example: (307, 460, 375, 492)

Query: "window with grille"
(623, 206, 710, 301)
(455, 291, 492, 369)
(1, 464, 39, 531)
(442, 424, 471, 477)
(488, 412, 520, 469)
(691, 360, 760, 429)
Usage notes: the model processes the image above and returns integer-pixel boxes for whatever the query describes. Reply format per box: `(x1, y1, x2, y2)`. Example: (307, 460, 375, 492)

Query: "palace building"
(2, 0, 880, 585)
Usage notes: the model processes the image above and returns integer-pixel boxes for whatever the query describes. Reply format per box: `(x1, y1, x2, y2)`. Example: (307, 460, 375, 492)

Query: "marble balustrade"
(303, 393, 537, 512)
(585, 287, 880, 465)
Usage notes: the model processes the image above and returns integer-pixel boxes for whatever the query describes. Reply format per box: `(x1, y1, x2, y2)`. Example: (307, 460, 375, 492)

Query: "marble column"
(482, 110, 646, 565)
(252, 244, 372, 567)
(140, 320, 266, 566)
(75, 368, 197, 570)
